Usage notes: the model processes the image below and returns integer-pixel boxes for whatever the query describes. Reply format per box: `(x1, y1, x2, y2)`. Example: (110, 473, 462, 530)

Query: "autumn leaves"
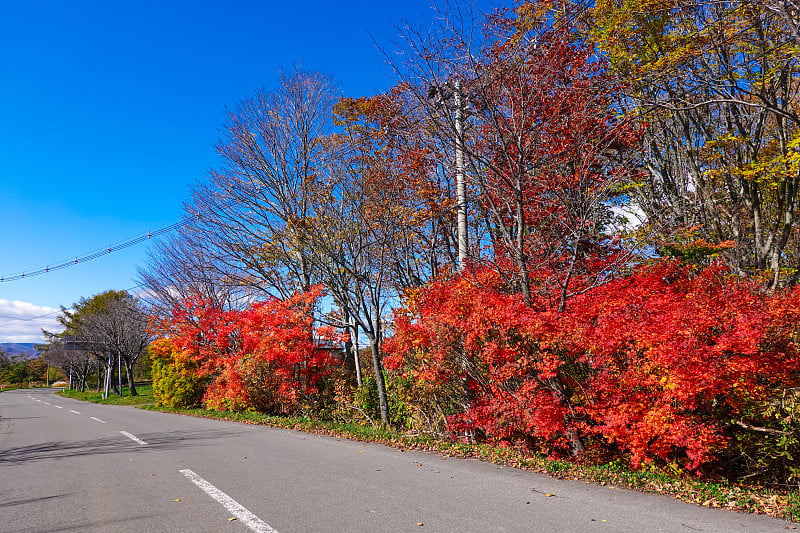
(140, 0, 800, 485)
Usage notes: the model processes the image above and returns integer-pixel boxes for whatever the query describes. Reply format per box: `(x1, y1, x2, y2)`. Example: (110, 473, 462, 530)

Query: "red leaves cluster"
(567, 261, 800, 469)
(386, 260, 800, 471)
(470, 12, 642, 308)
(153, 286, 338, 414)
(386, 268, 575, 448)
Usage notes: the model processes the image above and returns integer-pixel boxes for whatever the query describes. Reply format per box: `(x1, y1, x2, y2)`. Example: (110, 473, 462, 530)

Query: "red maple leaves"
(387, 260, 800, 470)
(153, 286, 339, 414)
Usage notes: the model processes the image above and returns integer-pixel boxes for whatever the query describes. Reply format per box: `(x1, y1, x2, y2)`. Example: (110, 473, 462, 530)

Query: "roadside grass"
(60, 389, 798, 523)
(57, 385, 155, 406)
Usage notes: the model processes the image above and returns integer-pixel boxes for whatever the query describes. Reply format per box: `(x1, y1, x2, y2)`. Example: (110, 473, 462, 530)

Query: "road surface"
(0, 388, 795, 532)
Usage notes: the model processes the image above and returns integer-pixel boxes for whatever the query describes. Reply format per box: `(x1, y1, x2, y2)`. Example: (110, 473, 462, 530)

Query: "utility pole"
(104, 352, 111, 399)
(430, 80, 470, 272)
(454, 80, 468, 272)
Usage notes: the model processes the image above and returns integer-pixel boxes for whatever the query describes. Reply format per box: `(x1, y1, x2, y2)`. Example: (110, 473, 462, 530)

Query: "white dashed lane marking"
(90, 417, 106, 424)
(69, 410, 81, 414)
(180, 469, 278, 533)
(120, 431, 147, 445)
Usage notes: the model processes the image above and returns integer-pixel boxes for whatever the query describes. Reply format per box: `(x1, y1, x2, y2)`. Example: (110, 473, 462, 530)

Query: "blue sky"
(0, 0, 495, 343)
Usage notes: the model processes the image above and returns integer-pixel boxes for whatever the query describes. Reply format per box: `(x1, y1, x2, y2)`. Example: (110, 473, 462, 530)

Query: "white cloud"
(0, 299, 63, 343)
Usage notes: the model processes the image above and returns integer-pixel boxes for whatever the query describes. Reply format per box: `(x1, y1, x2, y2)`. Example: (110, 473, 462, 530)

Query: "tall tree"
(594, 0, 800, 287)
(138, 223, 245, 318)
(40, 334, 95, 391)
(81, 292, 151, 396)
(387, 0, 641, 454)
(0, 348, 9, 371)
(391, 1, 639, 308)
(300, 95, 415, 424)
(186, 68, 338, 299)
(50, 291, 150, 396)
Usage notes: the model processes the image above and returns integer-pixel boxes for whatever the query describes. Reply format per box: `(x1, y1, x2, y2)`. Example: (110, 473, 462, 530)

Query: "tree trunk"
(125, 361, 138, 396)
(368, 336, 390, 426)
(546, 376, 585, 456)
(352, 320, 362, 388)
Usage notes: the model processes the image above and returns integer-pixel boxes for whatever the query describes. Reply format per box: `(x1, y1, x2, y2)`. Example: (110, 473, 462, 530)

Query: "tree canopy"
(126, 0, 800, 486)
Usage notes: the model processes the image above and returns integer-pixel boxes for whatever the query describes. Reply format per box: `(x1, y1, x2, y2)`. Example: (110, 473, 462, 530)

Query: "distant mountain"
(0, 343, 39, 359)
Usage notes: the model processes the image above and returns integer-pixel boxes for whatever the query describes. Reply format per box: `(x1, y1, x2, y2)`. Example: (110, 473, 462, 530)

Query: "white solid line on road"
(69, 410, 82, 414)
(179, 469, 278, 533)
(53, 405, 63, 409)
(89, 417, 106, 424)
(120, 431, 147, 445)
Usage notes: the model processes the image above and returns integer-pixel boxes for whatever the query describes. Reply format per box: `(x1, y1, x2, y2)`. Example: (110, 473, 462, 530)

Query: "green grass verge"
(136, 404, 799, 523)
(57, 385, 155, 406)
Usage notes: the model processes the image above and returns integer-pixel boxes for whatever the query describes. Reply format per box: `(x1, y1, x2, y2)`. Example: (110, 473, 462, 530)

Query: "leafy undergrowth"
(58, 385, 155, 406)
(137, 405, 800, 523)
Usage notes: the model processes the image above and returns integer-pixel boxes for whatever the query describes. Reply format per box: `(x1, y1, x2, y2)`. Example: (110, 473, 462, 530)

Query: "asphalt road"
(0, 388, 795, 533)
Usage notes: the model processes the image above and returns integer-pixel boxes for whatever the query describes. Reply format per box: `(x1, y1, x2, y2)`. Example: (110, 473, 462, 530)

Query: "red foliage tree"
(386, 260, 800, 473)
(562, 260, 800, 470)
(390, 4, 643, 456)
(385, 268, 580, 453)
(458, 6, 640, 310)
(152, 286, 339, 414)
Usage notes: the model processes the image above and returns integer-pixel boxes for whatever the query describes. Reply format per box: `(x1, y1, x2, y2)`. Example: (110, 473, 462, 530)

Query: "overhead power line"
(0, 283, 146, 328)
(0, 220, 189, 283)
(0, 308, 63, 329)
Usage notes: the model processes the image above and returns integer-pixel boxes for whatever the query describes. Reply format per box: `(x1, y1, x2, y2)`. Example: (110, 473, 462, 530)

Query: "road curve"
(0, 388, 795, 532)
